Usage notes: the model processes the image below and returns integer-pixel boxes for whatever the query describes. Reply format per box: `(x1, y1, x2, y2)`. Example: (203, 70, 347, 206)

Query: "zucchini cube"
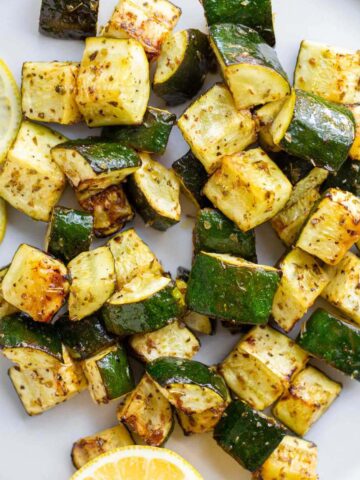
(178, 84, 256, 174)
(296, 188, 360, 265)
(177, 405, 227, 436)
(323, 158, 360, 197)
(273, 366, 341, 436)
(255, 99, 286, 153)
(76, 37, 150, 127)
(82, 344, 134, 405)
(68, 246, 115, 321)
(272, 248, 329, 332)
(22, 62, 82, 125)
(0, 121, 66, 222)
(118, 374, 173, 447)
(0, 267, 18, 318)
(349, 105, 360, 160)
(102, 0, 181, 59)
(204, 148, 292, 231)
(2, 245, 69, 323)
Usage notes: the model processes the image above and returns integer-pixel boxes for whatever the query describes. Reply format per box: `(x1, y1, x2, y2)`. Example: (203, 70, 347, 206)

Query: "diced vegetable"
(349, 105, 360, 160)
(322, 158, 360, 197)
(274, 153, 315, 186)
(0, 267, 18, 319)
(255, 99, 286, 152)
(76, 37, 150, 127)
(178, 83, 256, 174)
(204, 148, 292, 232)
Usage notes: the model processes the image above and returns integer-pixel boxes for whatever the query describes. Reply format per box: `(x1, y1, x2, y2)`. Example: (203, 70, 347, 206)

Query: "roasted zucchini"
(2, 244, 69, 323)
(322, 158, 360, 197)
(76, 37, 150, 127)
(22, 61, 81, 124)
(177, 83, 256, 174)
(68, 246, 115, 321)
(204, 148, 292, 232)
(126, 153, 181, 231)
(0, 121, 66, 222)
(0, 267, 18, 319)
(274, 152, 315, 186)
(209, 24, 289, 109)
(255, 99, 286, 152)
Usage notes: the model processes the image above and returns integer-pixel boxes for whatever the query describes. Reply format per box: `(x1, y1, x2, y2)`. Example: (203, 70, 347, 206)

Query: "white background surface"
(1, 1, 360, 479)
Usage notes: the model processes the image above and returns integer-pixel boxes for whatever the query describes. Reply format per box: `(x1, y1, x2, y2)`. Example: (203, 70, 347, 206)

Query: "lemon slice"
(0, 199, 7, 244)
(71, 446, 204, 480)
(0, 59, 21, 163)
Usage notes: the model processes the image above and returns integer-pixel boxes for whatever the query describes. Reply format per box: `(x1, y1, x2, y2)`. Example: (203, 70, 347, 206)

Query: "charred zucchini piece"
(2, 244, 69, 323)
(297, 309, 360, 380)
(45, 206, 93, 263)
(214, 400, 286, 473)
(82, 344, 134, 405)
(39, 0, 99, 40)
(52, 139, 141, 194)
(322, 158, 360, 197)
(194, 208, 257, 261)
(102, 107, 175, 154)
(76, 37, 150, 127)
(72, 424, 134, 470)
(172, 151, 211, 209)
(349, 105, 360, 160)
(204, 148, 292, 232)
(22, 62, 81, 125)
(0, 121, 66, 222)
(147, 357, 228, 414)
(0, 267, 18, 318)
(209, 24, 289, 109)
(296, 188, 360, 265)
(294, 40, 360, 104)
(255, 99, 286, 152)
(178, 83, 256, 174)
(274, 152, 315, 185)
(68, 246, 115, 321)
(126, 153, 181, 231)
(118, 374, 173, 446)
(271, 89, 355, 173)
(272, 248, 329, 332)
(273, 366, 341, 436)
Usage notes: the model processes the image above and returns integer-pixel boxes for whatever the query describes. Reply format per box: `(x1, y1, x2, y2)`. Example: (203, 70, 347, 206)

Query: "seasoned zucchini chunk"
(76, 37, 150, 127)
(271, 89, 355, 173)
(102, 0, 181, 59)
(214, 400, 286, 473)
(68, 246, 115, 321)
(255, 99, 286, 152)
(72, 424, 133, 470)
(272, 248, 329, 332)
(194, 209, 257, 261)
(296, 188, 360, 265)
(297, 309, 360, 380)
(349, 105, 360, 160)
(204, 148, 292, 232)
(82, 344, 134, 405)
(39, 0, 99, 40)
(2, 244, 69, 323)
(102, 107, 176, 154)
(294, 40, 360, 104)
(0, 267, 18, 318)
(271, 167, 329, 246)
(118, 374, 173, 446)
(178, 84, 256, 174)
(126, 153, 181, 231)
(323, 158, 360, 197)
(253, 436, 318, 480)
(274, 153, 315, 186)
(129, 320, 200, 363)
(220, 325, 308, 410)
(0, 121, 66, 222)
(273, 366, 341, 436)
(210, 24, 289, 109)
(52, 139, 141, 194)
(22, 62, 81, 125)
(102, 273, 183, 336)
(187, 253, 280, 324)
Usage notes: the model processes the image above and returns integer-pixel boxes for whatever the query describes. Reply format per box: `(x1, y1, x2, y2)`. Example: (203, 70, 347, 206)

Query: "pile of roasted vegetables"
(1, 0, 360, 478)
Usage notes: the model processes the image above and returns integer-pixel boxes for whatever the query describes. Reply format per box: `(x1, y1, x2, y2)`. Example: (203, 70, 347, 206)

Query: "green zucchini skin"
(172, 151, 211, 209)
(187, 253, 280, 324)
(146, 357, 228, 400)
(297, 309, 360, 380)
(193, 209, 257, 261)
(56, 315, 116, 360)
(101, 108, 176, 155)
(101, 284, 184, 336)
(279, 90, 355, 173)
(46, 206, 93, 263)
(202, 0, 275, 46)
(39, 0, 99, 40)
(322, 159, 360, 197)
(0, 314, 63, 362)
(97, 345, 134, 400)
(273, 152, 314, 185)
(214, 400, 286, 472)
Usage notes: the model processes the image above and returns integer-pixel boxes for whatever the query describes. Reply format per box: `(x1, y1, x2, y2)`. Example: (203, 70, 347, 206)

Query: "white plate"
(1, 1, 360, 479)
